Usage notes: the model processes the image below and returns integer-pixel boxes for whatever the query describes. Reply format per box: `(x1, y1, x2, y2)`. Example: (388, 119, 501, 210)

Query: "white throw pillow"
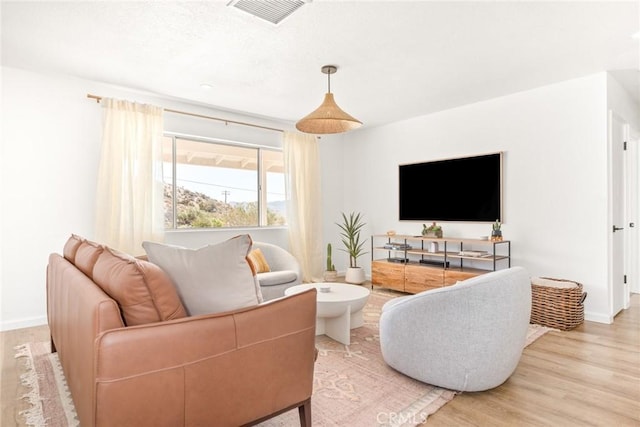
(142, 235, 263, 316)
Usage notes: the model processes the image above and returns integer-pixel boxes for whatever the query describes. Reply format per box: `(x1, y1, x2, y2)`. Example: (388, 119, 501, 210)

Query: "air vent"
(228, 0, 308, 25)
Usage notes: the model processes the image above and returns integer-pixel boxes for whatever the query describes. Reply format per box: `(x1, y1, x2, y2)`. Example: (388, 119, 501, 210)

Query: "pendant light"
(296, 65, 362, 134)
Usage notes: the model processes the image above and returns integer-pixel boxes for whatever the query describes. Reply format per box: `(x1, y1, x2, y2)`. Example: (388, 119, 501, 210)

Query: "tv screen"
(399, 152, 503, 222)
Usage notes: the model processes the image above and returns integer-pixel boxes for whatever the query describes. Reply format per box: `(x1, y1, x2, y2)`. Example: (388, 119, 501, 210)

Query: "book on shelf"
(383, 243, 412, 250)
(458, 250, 488, 257)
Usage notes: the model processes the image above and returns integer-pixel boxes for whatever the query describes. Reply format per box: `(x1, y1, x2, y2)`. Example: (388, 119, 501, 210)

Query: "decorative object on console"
(422, 222, 443, 238)
(383, 242, 412, 250)
(295, 65, 362, 135)
(337, 211, 368, 285)
(458, 250, 489, 257)
(323, 243, 338, 282)
(491, 219, 503, 241)
(419, 259, 449, 267)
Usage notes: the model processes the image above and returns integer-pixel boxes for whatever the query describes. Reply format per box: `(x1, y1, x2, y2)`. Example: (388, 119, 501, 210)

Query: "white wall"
(607, 72, 640, 131)
(319, 133, 347, 269)
(2, 66, 634, 329)
(2, 67, 102, 330)
(0, 66, 293, 330)
(332, 73, 613, 322)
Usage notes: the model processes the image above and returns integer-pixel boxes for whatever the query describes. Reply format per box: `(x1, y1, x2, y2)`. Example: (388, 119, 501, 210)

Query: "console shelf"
(371, 234, 511, 293)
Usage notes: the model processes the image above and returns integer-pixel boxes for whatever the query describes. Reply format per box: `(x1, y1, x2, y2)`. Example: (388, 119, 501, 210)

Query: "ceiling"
(2, 1, 639, 129)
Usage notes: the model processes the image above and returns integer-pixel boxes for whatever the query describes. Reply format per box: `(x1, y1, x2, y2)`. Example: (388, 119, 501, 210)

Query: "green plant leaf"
(335, 211, 368, 268)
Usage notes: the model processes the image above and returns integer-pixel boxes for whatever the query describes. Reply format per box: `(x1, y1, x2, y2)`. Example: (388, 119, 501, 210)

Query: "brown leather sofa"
(47, 235, 317, 427)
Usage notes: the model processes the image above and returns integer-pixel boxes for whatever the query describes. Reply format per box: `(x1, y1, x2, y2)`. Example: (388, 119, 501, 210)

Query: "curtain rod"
(86, 94, 285, 133)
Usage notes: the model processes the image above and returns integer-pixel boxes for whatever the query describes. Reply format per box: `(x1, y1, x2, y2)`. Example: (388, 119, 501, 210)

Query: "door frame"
(608, 110, 631, 317)
(627, 127, 640, 295)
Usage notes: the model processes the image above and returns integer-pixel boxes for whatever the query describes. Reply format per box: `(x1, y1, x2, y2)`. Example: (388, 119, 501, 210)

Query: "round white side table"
(285, 282, 371, 345)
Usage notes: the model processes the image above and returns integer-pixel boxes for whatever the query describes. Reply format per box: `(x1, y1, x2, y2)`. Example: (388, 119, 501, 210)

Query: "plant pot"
(323, 270, 338, 282)
(422, 231, 443, 239)
(345, 267, 366, 285)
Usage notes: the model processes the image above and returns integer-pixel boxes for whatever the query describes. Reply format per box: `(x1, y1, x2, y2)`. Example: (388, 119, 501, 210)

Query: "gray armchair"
(379, 266, 531, 392)
(252, 241, 302, 301)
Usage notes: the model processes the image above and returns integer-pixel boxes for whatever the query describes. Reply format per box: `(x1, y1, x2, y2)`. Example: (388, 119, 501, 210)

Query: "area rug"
(15, 289, 553, 427)
(14, 341, 79, 427)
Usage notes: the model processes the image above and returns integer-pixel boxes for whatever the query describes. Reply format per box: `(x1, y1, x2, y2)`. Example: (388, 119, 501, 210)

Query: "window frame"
(163, 132, 286, 230)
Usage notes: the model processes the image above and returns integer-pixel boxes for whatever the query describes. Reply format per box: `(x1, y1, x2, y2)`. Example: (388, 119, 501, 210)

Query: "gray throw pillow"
(142, 235, 263, 316)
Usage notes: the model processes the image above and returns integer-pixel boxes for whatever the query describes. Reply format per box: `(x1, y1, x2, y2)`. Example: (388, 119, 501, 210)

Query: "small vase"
(491, 230, 503, 241)
(422, 231, 442, 239)
(323, 270, 338, 282)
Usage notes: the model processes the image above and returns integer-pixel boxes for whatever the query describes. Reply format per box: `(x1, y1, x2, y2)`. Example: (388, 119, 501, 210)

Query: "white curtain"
(283, 131, 323, 282)
(95, 98, 165, 256)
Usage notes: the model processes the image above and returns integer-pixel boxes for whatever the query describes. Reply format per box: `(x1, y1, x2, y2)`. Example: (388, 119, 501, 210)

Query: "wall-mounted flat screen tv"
(399, 152, 503, 222)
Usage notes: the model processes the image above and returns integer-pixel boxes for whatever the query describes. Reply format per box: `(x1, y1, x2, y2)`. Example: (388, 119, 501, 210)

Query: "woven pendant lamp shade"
(296, 65, 362, 134)
(296, 93, 362, 134)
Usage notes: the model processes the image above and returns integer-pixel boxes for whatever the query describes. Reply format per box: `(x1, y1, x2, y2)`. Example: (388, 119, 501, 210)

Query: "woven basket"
(530, 277, 587, 330)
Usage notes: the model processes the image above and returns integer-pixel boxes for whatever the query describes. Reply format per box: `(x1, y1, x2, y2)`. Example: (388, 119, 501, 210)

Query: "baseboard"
(335, 272, 372, 281)
(584, 311, 613, 324)
(0, 315, 47, 332)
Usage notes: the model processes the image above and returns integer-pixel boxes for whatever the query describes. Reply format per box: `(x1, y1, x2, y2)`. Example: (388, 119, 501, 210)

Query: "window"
(162, 135, 286, 229)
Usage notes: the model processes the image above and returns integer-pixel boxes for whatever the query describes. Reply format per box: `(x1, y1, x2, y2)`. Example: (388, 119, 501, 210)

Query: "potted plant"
(323, 243, 338, 282)
(491, 219, 503, 241)
(422, 222, 443, 238)
(337, 212, 368, 285)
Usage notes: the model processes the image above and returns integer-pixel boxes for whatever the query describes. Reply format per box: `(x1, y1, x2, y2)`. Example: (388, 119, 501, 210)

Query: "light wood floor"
(427, 294, 640, 426)
(1, 296, 638, 426)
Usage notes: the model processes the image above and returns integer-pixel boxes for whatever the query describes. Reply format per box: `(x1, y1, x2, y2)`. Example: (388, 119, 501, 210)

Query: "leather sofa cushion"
(63, 234, 85, 264)
(257, 271, 299, 287)
(93, 247, 187, 326)
(75, 240, 104, 278)
(143, 235, 263, 316)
